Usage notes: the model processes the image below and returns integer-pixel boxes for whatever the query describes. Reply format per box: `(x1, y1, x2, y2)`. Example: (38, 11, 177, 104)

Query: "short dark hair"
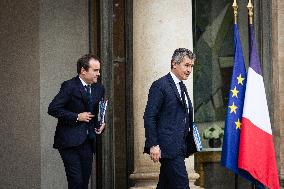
(77, 54, 100, 74)
(171, 48, 196, 69)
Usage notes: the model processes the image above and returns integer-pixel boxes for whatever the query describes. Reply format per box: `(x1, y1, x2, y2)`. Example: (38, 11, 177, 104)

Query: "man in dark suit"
(48, 54, 105, 189)
(144, 48, 196, 189)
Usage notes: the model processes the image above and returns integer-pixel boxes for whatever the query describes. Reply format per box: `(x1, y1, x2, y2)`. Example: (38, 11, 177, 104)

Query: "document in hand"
(186, 123, 202, 157)
(193, 123, 202, 152)
(98, 98, 108, 125)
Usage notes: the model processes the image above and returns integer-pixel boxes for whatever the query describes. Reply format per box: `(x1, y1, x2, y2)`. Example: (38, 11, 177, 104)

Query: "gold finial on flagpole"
(232, 0, 238, 24)
(247, 0, 253, 24)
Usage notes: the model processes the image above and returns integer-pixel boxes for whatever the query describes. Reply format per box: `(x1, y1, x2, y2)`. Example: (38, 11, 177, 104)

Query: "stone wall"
(0, 0, 89, 188)
(0, 1, 41, 188)
(272, 0, 284, 187)
(40, 0, 89, 188)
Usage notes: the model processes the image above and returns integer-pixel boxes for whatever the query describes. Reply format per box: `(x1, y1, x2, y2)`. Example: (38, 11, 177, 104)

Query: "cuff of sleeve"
(71, 113, 78, 122)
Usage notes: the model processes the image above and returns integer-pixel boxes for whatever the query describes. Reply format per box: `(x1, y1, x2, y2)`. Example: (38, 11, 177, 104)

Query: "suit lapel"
(167, 73, 193, 114)
(75, 76, 89, 106)
(166, 73, 183, 105)
(184, 89, 193, 113)
(91, 84, 100, 103)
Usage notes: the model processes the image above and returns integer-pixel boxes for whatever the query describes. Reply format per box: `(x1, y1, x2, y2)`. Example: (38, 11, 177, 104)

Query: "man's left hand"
(150, 145, 161, 163)
(95, 123, 106, 134)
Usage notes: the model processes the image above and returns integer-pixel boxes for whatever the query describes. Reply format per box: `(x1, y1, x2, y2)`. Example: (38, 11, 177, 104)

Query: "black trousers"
(157, 156, 190, 189)
(59, 139, 93, 189)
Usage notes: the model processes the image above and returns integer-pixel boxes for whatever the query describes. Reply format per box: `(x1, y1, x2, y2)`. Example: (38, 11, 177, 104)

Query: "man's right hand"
(77, 112, 94, 122)
(150, 145, 161, 163)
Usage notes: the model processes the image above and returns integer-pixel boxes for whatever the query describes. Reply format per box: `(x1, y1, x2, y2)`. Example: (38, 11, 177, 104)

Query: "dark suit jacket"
(144, 73, 195, 159)
(48, 76, 105, 150)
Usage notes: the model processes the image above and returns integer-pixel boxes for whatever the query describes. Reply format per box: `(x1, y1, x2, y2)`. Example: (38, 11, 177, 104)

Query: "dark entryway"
(90, 0, 133, 188)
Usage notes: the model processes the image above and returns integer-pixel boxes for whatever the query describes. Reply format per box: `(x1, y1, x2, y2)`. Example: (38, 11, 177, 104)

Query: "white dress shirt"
(169, 72, 189, 110)
(79, 76, 91, 94)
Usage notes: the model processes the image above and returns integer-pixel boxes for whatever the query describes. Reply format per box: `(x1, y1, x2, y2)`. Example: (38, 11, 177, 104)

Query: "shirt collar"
(170, 72, 181, 85)
(79, 76, 89, 87)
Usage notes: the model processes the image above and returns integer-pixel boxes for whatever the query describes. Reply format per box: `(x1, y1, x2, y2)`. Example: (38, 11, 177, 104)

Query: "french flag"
(238, 25, 280, 189)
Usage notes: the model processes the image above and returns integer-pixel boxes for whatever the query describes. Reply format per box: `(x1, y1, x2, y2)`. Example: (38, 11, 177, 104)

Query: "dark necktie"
(179, 81, 190, 153)
(85, 85, 91, 93)
(85, 85, 94, 112)
(85, 85, 95, 139)
(179, 81, 187, 108)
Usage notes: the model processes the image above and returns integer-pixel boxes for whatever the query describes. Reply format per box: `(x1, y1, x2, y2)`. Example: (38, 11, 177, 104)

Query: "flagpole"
(247, 1, 255, 189)
(232, 1, 239, 188)
(235, 174, 238, 189)
(247, 0, 253, 25)
(232, 0, 238, 24)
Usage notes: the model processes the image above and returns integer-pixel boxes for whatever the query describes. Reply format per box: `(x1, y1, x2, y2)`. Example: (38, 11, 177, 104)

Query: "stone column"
(272, 0, 284, 186)
(130, 0, 201, 188)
